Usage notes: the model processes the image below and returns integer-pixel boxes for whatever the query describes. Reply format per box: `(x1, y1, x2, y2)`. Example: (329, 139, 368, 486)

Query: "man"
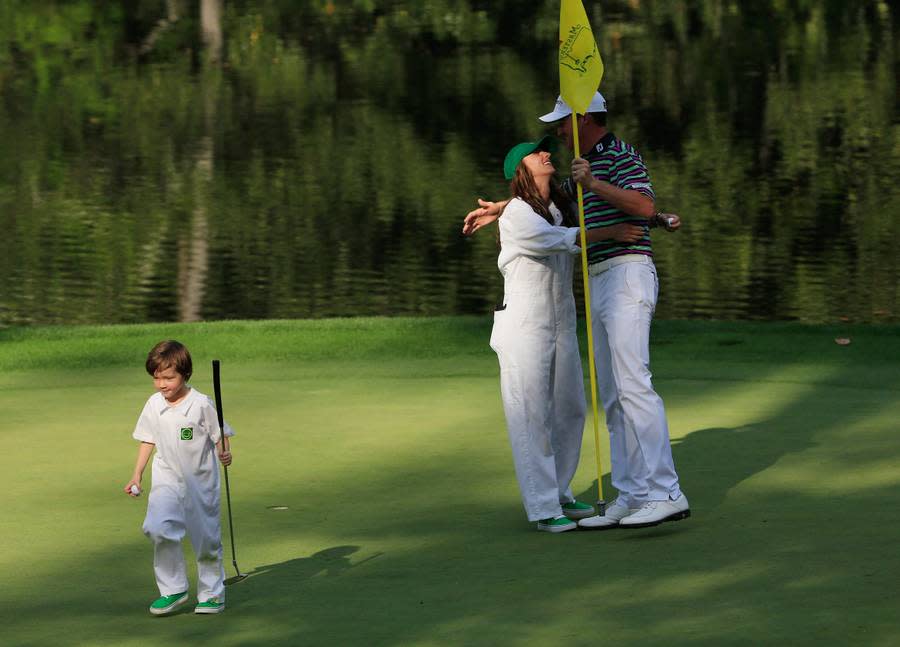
(463, 92, 689, 529)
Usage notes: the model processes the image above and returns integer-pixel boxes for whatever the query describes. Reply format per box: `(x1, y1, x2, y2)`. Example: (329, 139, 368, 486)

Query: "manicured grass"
(1, 317, 899, 646)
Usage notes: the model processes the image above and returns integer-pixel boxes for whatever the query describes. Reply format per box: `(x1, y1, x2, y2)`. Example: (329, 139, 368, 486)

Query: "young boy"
(124, 340, 235, 616)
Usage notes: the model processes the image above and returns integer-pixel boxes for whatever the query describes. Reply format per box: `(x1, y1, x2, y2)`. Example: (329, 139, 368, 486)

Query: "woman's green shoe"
(195, 598, 225, 614)
(149, 592, 188, 616)
(561, 500, 595, 519)
(537, 516, 577, 533)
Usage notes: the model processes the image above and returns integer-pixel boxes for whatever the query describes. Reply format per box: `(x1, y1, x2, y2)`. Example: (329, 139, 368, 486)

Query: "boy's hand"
(124, 479, 141, 497)
(219, 450, 233, 466)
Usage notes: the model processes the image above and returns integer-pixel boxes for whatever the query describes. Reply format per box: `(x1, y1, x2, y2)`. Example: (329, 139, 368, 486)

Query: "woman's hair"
(504, 157, 577, 228)
(146, 340, 193, 381)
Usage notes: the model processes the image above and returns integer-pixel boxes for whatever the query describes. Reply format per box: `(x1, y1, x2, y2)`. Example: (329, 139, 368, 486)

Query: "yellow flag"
(559, 0, 603, 114)
(559, 0, 607, 509)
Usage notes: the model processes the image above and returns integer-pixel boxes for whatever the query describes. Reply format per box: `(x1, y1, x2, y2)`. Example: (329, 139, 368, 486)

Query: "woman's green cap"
(503, 135, 555, 180)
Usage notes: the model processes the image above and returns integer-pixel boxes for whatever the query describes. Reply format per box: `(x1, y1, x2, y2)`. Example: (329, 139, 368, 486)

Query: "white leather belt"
(587, 254, 650, 276)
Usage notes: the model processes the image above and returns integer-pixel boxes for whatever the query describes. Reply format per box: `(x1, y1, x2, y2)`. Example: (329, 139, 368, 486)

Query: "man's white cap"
(538, 92, 607, 122)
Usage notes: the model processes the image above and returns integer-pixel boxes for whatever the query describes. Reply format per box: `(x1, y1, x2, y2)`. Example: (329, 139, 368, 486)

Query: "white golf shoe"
(577, 501, 641, 530)
(618, 495, 690, 529)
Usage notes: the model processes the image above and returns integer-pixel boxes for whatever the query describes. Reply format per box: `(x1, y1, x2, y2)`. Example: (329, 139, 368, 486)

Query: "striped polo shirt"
(563, 132, 655, 265)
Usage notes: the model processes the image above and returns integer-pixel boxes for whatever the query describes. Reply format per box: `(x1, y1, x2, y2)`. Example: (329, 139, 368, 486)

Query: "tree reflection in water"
(0, 1, 896, 325)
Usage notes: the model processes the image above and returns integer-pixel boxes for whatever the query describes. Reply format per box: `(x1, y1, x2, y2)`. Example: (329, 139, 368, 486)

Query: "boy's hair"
(146, 340, 193, 381)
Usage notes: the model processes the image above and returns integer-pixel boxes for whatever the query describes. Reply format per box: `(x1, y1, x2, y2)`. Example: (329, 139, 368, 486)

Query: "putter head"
(225, 573, 248, 586)
(595, 499, 607, 516)
(225, 560, 248, 586)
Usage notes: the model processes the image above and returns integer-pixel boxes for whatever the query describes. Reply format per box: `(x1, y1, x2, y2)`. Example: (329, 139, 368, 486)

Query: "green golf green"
(1, 317, 898, 646)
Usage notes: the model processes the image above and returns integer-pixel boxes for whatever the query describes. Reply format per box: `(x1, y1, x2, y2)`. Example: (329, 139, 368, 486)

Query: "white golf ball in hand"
(130, 485, 141, 496)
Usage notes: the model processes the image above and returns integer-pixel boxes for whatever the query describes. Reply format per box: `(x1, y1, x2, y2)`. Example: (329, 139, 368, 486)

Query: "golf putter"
(212, 360, 248, 585)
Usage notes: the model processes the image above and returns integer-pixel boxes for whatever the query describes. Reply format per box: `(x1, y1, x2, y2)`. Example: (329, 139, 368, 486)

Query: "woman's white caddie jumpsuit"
(133, 388, 234, 602)
(490, 197, 586, 521)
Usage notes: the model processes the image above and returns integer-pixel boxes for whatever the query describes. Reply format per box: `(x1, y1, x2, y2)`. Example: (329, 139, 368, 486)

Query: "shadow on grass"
(228, 545, 385, 587)
(576, 418, 816, 540)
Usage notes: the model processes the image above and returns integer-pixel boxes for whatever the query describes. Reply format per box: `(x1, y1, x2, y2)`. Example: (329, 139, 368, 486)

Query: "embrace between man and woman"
(466, 91, 690, 533)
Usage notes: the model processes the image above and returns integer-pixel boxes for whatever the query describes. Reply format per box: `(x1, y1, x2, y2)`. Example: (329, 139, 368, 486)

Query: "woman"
(491, 136, 643, 532)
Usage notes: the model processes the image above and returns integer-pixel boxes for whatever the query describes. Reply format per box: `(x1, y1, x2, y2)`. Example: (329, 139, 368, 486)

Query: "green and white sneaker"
(195, 598, 225, 614)
(561, 501, 595, 520)
(537, 516, 577, 533)
(149, 591, 188, 616)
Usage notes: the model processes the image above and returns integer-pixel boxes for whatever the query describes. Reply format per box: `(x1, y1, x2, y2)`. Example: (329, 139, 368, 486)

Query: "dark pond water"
(1, 1, 897, 325)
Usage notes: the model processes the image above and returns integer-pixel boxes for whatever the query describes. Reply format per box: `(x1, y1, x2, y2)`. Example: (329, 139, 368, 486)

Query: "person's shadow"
(226, 545, 384, 589)
(575, 417, 817, 528)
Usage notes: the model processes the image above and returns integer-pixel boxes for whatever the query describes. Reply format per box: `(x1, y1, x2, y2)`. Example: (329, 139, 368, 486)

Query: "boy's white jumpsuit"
(490, 198, 586, 521)
(133, 388, 234, 602)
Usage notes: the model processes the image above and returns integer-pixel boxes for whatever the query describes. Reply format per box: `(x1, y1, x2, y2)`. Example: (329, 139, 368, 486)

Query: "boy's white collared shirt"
(133, 387, 234, 505)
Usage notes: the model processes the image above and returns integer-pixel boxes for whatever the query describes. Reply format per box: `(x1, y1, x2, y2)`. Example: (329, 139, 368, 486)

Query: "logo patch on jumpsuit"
(180, 427, 193, 440)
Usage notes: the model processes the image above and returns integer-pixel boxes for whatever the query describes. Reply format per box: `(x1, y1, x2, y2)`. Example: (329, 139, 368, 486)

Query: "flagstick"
(572, 113, 606, 515)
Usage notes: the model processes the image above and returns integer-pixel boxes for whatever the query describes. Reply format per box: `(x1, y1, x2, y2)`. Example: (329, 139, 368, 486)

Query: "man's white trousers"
(590, 256, 682, 507)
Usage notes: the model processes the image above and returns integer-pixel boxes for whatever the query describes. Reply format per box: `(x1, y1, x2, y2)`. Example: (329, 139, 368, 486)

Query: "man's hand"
(219, 449, 233, 467)
(462, 199, 502, 236)
(571, 158, 595, 191)
(656, 212, 681, 232)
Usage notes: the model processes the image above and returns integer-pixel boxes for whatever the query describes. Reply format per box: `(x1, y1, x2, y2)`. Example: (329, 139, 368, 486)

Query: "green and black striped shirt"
(563, 132, 655, 265)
